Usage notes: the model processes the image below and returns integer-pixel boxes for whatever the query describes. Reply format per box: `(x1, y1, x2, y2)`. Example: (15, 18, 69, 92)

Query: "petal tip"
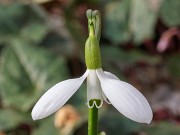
(135, 116, 152, 124)
(146, 120, 151, 124)
(140, 110, 153, 124)
(146, 113, 153, 124)
(144, 106, 153, 124)
(31, 109, 38, 121)
(31, 107, 42, 121)
(144, 118, 152, 124)
(32, 116, 37, 121)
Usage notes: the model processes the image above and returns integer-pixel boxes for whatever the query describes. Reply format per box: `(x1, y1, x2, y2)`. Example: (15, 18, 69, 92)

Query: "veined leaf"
(32, 116, 59, 135)
(104, 0, 157, 44)
(160, 0, 180, 26)
(166, 55, 180, 78)
(0, 4, 47, 43)
(101, 46, 160, 66)
(0, 109, 25, 130)
(99, 109, 141, 135)
(129, 0, 157, 43)
(0, 40, 68, 111)
(104, 0, 131, 44)
(142, 122, 180, 135)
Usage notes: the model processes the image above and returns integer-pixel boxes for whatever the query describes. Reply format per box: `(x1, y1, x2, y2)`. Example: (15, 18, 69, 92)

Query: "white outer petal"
(96, 69, 153, 124)
(32, 70, 89, 120)
(102, 71, 119, 104)
(104, 71, 119, 80)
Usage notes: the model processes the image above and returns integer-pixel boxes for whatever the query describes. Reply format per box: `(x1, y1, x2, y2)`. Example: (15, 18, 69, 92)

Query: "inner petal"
(102, 92, 111, 104)
(87, 69, 103, 108)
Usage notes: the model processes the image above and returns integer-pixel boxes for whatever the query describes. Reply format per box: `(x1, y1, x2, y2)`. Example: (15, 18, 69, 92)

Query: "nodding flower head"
(31, 9, 153, 124)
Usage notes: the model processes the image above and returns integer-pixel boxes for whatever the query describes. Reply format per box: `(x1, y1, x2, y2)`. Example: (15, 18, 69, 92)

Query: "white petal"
(104, 71, 119, 80)
(96, 69, 153, 124)
(102, 92, 111, 104)
(32, 70, 89, 120)
(101, 71, 119, 104)
(87, 69, 103, 108)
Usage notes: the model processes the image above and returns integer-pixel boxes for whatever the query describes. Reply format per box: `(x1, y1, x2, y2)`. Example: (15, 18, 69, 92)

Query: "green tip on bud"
(86, 9, 93, 20)
(85, 9, 102, 69)
(92, 10, 100, 18)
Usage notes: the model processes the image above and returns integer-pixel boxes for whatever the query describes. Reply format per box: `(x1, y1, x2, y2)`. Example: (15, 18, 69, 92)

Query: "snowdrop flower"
(32, 10, 153, 124)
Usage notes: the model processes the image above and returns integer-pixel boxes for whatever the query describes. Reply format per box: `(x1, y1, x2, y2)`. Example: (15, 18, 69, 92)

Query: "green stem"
(88, 100, 100, 135)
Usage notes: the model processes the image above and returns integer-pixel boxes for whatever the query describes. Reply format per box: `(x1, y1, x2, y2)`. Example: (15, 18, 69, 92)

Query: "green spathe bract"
(85, 22, 102, 69)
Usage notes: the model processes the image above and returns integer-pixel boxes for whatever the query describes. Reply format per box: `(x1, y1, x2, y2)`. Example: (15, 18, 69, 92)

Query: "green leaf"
(130, 0, 157, 43)
(160, 0, 180, 26)
(99, 109, 141, 135)
(104, 0, 131, 44)
(101, 46, 160, 66)
(0, 40, 68, 112)
(20, 22, 48, 44)
(68, 84, 87, 112)
(0, 109, 25, 130)
(100, 46, 160, 80)
(104, 0, 157, 44)
(32, 116, 59, 135)
(166, 55, 180, 78)
(142, 122, 180, 135)
(0, 4, 46, 43)
(0, 4, 24, 36)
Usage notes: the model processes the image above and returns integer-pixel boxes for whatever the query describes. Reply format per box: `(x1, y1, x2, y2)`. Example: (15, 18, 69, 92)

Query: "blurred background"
(0, 0, 179, 135)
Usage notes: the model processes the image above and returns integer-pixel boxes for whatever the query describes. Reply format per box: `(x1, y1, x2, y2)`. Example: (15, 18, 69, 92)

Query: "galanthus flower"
(32, 10, 153, 124)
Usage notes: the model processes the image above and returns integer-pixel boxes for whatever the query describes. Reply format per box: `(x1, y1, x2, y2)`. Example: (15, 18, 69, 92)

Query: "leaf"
(99, 109, 141, 135)
(142, 122, 180, 135)
(0, 4, 24, 36)
(100, 46, 160, 80)
(20, 22, 48, 44)
(68, 84, 87, 111)
(104, 0, 131, 44)
(32, 116, 59, 135)
(0, 4, 46, 43)
(160, 0, 180, 26)
(104, 0, 157, 44)
(0, 40, 68, 112)
(166, 55, 180, 78)
(101, 45, 160, 67)
(130, 0, 157, 43)
(0, 109, 25, 130)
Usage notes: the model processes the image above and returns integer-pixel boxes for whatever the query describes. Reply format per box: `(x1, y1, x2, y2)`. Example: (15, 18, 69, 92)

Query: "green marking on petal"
(89, 99, 101, 107)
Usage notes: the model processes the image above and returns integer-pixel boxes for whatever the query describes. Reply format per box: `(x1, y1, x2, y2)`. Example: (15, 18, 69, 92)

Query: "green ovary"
(85, 35, 102, 69)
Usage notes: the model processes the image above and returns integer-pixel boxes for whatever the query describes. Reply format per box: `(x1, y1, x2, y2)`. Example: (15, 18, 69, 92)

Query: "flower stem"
(88, 99, 100, 135)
